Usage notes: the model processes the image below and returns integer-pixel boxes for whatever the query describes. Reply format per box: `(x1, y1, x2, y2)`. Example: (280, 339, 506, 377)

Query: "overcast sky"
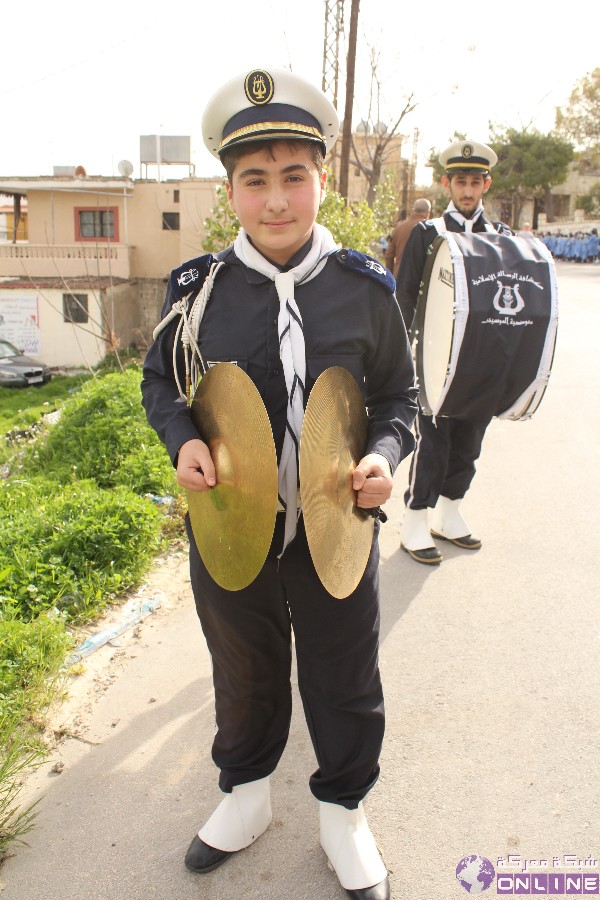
(2, 0, 597, 185)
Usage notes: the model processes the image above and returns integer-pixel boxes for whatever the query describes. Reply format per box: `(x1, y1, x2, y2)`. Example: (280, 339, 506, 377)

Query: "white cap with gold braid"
(439, 139, 498, 174)
(201, 68, 339, 159)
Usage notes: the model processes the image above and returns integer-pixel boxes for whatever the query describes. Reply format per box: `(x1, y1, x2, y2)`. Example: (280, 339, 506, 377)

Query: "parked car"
(0, 339, 52, 387)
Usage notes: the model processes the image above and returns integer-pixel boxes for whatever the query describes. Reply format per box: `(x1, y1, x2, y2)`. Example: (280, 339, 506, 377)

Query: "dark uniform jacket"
(396, 212, 513, 330)
(142, 246, 418, 475)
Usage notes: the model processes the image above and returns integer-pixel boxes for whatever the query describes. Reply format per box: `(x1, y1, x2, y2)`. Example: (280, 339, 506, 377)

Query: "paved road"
(1, 262, 599, 899)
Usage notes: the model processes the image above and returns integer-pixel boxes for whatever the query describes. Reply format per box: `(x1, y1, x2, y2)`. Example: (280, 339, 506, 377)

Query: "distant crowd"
(536, 229, 599, 262)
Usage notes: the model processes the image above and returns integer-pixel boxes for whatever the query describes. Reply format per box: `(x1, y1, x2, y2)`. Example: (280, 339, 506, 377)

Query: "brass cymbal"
(187, 363, 278, 591)
(300, 366, 374, 599)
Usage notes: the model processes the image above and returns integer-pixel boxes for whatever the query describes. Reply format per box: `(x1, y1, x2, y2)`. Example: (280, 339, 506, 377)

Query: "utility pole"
(321, 0, 344, 110)
(322, 0, 345, 190)
(409, 127, 419, 208)
(338, 0, 359, 201)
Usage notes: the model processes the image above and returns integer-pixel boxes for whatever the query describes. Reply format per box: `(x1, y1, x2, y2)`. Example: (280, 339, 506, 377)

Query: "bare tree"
(350, 48, 417, 207)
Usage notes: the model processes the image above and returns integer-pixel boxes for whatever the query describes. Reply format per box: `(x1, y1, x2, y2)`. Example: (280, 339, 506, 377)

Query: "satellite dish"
(75, 165, 87, 176)
(118, 159, 134, 177)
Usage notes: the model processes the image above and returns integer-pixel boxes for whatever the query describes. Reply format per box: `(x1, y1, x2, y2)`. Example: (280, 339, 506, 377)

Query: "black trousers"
(186, 513, 385, 810)
(404, 410, 492, 510)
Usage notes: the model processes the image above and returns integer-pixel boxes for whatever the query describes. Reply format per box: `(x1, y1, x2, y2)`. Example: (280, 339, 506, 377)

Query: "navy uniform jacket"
(396, 212, 513, 330)
(141, 245, 418, 475)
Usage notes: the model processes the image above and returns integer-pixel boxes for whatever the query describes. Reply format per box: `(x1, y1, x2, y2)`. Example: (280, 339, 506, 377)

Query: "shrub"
(0, 479, 162, 621)
(0, 611, 71, 724)
(0, 612, 72, 858)
(19, 369, 176, 497)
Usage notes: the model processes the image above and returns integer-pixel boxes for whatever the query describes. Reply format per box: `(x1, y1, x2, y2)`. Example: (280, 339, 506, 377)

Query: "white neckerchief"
(446, 200, 484, 232)
(233, 224, 338, 555)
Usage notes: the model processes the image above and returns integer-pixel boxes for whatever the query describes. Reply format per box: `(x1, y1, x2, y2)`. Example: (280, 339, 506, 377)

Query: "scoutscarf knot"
(445, 200, 484, 232)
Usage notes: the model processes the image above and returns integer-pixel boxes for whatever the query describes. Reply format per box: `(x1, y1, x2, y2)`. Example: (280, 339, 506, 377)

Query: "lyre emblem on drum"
(492, 280, 525, 316)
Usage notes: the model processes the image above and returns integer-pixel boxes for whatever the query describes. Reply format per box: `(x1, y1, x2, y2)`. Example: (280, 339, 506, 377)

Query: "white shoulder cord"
(152, 260, 225, 403)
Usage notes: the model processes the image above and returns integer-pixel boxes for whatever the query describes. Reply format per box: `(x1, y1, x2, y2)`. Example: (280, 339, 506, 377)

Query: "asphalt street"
(1, 261, 598, 900)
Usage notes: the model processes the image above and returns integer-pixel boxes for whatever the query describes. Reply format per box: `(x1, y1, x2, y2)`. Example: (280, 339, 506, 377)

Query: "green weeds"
(0, 366, 182, 858)
(0, 374, 91, 438)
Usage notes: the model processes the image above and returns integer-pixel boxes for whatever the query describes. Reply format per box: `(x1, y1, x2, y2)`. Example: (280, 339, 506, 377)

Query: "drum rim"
(413, 234, 457, 416)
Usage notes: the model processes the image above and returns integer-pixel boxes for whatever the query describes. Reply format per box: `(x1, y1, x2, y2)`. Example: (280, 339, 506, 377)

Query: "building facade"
(0, 174, 220, 369)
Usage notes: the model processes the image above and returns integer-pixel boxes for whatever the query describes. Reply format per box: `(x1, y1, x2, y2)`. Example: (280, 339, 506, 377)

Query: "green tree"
(317, 191, 379, 252)
(555, 68, 600, 153)
(371, 172, 400, 238)
(200, 180, 382, 256)
(426, 132, 468, 183)
(489, 128, 574, 226)
(575, 182, 600, 216)
(201, 183, 240, 254)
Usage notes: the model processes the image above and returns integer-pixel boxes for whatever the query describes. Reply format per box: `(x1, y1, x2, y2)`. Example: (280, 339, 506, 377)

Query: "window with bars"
(63, 293, 89, 323)
(162, 212, 180, 231)
(75, 207, 118, 241)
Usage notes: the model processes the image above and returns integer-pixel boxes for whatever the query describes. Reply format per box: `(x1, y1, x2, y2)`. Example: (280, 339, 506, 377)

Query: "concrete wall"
(0, 286, 106, 368)
(128, 179, 220, 279)
(26, 188, 127, 245)
(124, 278, 168, 349)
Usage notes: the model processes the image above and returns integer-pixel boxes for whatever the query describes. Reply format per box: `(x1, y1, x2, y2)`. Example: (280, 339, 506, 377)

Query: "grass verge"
(0, 365, 183, 860)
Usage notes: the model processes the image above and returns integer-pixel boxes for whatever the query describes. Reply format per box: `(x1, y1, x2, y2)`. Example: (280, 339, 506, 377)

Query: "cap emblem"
(244, 70, 274, 106)
(462, 144, 473, 159)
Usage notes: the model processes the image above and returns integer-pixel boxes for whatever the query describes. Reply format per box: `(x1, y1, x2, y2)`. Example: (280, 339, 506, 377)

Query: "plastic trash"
(144, 494, 175, 512)
(65, 596, 162, 666)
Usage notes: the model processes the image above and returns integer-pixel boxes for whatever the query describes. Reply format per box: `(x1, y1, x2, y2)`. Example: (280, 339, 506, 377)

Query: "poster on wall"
(0, 295, 41, 354)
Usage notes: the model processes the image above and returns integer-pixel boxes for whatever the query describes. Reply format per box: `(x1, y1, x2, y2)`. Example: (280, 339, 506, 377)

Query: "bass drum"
(412, 230, 558, 421)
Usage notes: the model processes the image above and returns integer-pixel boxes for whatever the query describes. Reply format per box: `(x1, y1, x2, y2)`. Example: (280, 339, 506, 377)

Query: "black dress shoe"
(184, 834, 234, 873)
(401, 543, 443, 565)
(346, 875, 391, 899)
(430, 530, 482, 550)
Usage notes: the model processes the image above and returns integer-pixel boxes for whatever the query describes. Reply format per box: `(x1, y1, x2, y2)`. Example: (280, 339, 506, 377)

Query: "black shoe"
(184, 834, 234, 873)
(401, 543, 442, 565)
(346, 876, 391, 899)
(430, 530, 482, 550)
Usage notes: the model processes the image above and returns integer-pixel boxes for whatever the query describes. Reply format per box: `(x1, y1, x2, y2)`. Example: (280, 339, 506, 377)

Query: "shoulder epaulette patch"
(169, 254, 215, 300)
(335, 249, 395, 292)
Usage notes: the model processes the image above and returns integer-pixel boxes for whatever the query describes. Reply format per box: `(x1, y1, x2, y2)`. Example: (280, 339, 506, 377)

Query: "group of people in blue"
(538, 229, 599, 262)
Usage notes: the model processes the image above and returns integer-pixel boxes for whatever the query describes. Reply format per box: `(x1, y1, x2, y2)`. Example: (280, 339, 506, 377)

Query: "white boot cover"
(198, 776, 272, 852)
(319, 801, 388, 891)
(401, 507, 435, 551)
(431, 496, 470, 539)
